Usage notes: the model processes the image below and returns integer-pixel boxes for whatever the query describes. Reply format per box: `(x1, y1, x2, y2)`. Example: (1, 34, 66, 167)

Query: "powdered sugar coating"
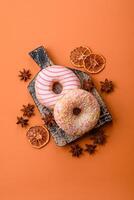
(54, 89, 100, 136)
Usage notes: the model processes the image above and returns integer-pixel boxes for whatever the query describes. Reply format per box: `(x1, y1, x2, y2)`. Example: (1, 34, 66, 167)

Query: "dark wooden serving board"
(28, 46, 112, 146)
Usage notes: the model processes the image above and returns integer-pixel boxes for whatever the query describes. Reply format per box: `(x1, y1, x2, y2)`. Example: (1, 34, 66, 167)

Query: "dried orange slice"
(26, 126, 50, 149)
(84, 54, 106, 74)
(70, 46, 91, 67)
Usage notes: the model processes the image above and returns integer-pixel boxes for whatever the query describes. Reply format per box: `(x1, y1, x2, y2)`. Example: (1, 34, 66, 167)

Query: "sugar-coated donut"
(54, 89, 100, 136)
(35, 65, 81, 109)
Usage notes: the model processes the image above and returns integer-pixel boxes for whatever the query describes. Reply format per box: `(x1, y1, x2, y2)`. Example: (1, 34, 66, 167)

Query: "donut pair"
(35, 65, 100, 136)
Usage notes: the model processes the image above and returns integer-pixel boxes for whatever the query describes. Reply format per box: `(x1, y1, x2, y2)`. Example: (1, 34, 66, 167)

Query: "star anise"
(21, 104, 35, 118)
(100, 79, 114, 93)
(85, 144, 97, 155)
(16, 116, 29, 127)
(90, 129, 107, 145)
(42, 113, 55, 127)
(83, 79, 94, 92)
(18, 69, 31, 81)
(70, 144, 83, 157)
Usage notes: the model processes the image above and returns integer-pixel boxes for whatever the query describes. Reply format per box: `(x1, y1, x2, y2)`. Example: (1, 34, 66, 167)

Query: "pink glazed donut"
(35, 65, 81, 109)
(54, 89, 100, 136)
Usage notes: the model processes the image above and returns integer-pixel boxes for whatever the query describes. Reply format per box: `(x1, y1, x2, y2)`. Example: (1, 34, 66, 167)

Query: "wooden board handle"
(29, 46, 53, 69)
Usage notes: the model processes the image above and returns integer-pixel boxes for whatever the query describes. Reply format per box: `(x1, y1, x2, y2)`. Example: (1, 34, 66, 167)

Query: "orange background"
(0, 0, 134, 200)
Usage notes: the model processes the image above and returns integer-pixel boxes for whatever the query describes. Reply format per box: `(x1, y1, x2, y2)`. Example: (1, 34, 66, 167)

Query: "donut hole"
(73, 107, 81, 116)
(52, 82, 63, 94)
